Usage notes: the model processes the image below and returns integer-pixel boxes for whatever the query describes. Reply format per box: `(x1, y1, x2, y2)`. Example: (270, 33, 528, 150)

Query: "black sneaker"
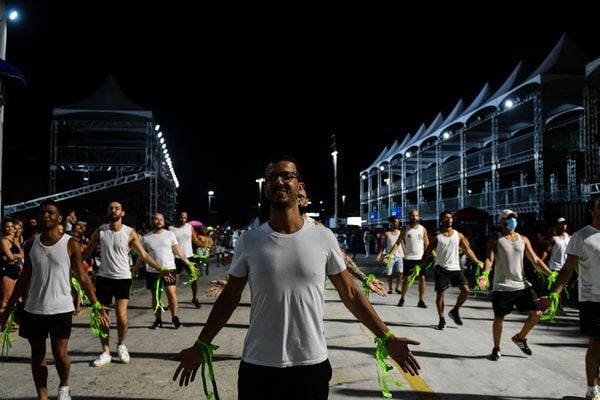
(511, 334, 532, 355)
(191, 298, 202, 309)
(395, 289, 402, 294)
(173, 316, 182, 329)
(397, 297, 405, 307)
(437, 317, 446, 330)
(448, 308, 463, 326)
(417, 300, 428, 308)
(150, 320, 162, 330)
(489, 347, 501, 361)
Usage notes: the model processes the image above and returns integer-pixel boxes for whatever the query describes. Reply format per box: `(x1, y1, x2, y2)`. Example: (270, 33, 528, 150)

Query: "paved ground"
(0, 255, 588, 399)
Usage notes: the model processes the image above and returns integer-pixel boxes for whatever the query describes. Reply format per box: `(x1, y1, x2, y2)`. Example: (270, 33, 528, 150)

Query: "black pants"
(238, 359, 332, 400)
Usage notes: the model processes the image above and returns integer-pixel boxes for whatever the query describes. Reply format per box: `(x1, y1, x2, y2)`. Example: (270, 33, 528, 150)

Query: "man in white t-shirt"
(540, 194, 600, 400)
(174, 155, 420, 399)
(138, 213, 193, 329)
(0, 201, 110, 400)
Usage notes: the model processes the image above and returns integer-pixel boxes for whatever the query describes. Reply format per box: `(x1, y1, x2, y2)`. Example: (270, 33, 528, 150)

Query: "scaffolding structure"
(361, 35, 598, 229)
(4, 76, 177, 224)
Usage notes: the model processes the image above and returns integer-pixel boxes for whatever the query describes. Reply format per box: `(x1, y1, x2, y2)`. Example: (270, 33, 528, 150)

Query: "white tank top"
(386, 230, 403, 258)
(169, 223, 193, 257)
(493, 234, 527, 291)
(26, 234, 75, 315)
(98, 224, 133, 279)
(435, 230, 460, 271)
(404, 225, 426, 260)
(549, 234, 570, 271)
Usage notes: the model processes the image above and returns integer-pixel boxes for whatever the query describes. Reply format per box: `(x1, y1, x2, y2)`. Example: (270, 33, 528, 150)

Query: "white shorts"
(385, 257, 403, 275)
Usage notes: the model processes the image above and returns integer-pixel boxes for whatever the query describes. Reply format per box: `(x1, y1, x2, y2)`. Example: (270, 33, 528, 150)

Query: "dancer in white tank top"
(0, 201, 109, 400)
(422, 210, 482, 330)
(376, 216, 404, 294)
(83, 201, 166, 367)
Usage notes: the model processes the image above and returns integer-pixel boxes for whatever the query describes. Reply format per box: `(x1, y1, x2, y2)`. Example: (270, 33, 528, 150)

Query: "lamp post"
(208, 190, 214, 223)
(331, 134, 338, 229)
(255, 177, 265, 210)
(341, 194, 346, 216)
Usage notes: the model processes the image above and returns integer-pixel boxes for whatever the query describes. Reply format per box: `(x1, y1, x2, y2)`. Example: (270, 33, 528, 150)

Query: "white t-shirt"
(142, 230, 178, 272)
(26, 234, 75, 315)
(228, 220, 346, 368)
(169, 223, 194, 258)
(566, 225, 600, 302)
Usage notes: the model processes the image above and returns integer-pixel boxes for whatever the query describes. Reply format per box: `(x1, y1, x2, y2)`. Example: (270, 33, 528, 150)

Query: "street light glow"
(8, 10, 18, 21)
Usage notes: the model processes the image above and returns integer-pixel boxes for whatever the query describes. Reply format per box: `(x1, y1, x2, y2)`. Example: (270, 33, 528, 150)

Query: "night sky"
(3, 2, 600, 226)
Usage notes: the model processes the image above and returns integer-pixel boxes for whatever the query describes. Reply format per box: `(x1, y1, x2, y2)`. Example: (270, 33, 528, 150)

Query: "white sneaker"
(117, 344, 130, 364)
(58, 386, 71, 400)
(93, 352, 111, 367)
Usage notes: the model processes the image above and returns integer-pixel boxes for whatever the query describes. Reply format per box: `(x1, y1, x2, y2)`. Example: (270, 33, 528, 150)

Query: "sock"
(587, 386, 599, 396)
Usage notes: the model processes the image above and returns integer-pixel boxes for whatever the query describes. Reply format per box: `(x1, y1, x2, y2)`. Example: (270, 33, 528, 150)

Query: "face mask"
(505, 218, 517, 231)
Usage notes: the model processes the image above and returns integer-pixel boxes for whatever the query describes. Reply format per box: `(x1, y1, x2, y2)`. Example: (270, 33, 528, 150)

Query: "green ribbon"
(90, 301, 108, 338)
(1, 304, 16, 362)
(546, 271, 558, 290)
(408, 265, 421, 287)
(540, 292, 560, 322)
(71, 276, 89, 305)
(363, 274, 376, 297)
(183, 262, 198, 285)
(194, 339, 220, 400)
(374, 330, 404, 398)
(473, 263, 488, 296)
(154, 273, 166, 313)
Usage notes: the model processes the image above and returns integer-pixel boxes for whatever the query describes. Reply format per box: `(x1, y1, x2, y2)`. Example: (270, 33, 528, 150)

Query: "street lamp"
(255, 177, 265, 210)
(208, 190, 214, 222)
(0, 1, 18, 216)
(331, 134, 338, 229)
(341, 194, 346, 216)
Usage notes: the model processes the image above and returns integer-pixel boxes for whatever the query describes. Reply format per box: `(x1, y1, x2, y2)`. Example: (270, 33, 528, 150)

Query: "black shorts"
(492, 288, 537, 316)
(403, 259, 426, 277)
(434, 265, 468, 292)
(95, 276, 132, 305)
(580, 301, 600, 337)
(19, 311, 72, 340)
(175, 258, 193, 275)
(145, 272, 177, 290)
(0, 263, 20, 280)
(238, 359, 332, 400)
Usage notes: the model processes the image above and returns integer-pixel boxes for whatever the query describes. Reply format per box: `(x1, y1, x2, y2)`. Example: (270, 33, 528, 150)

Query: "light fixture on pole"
(208, 190, 214, 221)
(331, 134, 338, 229)
(0, 2, 21, 217)
(255, 177, 265, 210)
(341, 194, 346, 216)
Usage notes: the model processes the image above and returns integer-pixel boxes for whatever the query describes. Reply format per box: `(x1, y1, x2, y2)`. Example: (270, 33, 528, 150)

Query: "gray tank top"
(493, 234, 527, 292)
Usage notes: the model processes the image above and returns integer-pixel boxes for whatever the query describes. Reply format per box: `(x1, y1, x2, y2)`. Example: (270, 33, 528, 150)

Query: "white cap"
(498, 209, 518, 224)
(556, 217, 567, 224)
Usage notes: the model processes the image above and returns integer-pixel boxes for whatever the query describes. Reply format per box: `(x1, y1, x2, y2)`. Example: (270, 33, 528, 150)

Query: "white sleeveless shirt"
(549, 234, 570, 271)
(435, 230, 460, 271)
(98, 224, 133, 279)
(404, 224, 426, 260)
(386, 230, 403, 258)
(26, 234, 75, 315)
(169, 223, 193, 258)
(493, 234, 527, 291)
